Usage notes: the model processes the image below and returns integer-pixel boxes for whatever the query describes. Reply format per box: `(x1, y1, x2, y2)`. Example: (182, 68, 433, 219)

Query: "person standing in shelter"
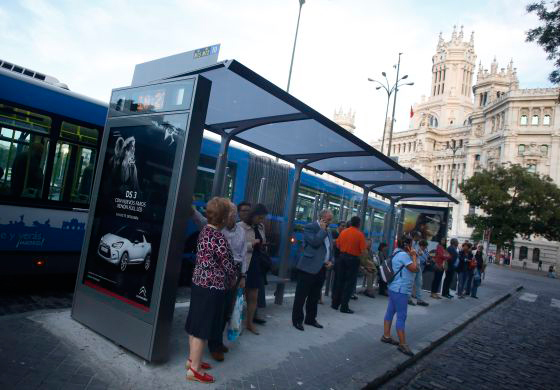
(464, 243, 477, 297)
(238, 203, 268, 334)
(332, 216, 366, 314)
(322, 222, 346, 304)
(377, 243, 389, 296)
(538, 260, 543, 271)
(410, 239, 429, 306)
(185, 197, 237, 384)
(431, 237, 449, 299)
(442, 238, 459, 299)
(380, 236, 418, 356)
(291, 210, 334, 331)
(207, 201, 248, 361)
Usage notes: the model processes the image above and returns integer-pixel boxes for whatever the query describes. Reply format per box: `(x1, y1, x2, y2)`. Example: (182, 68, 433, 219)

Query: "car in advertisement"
(98, 226, 151, 271)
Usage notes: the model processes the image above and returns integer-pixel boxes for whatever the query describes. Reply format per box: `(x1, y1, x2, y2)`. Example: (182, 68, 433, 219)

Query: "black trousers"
(377, 270, 387, 295)
(442, 266, 455, 296)
(431, 269, 444, 293)
(331, 253, 360, 310)
(292, 267, 326, 325)
(208, 286, 236, 352)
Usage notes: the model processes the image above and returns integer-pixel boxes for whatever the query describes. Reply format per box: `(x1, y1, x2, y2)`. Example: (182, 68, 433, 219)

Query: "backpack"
(380, 249, 405, 284)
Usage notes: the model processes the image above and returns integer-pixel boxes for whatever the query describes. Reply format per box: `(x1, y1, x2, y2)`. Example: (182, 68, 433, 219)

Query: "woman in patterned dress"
(185, 197, 237, 384)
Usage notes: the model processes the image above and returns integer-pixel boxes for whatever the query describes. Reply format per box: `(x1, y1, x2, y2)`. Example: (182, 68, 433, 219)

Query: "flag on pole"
(410, 106, 414, 118)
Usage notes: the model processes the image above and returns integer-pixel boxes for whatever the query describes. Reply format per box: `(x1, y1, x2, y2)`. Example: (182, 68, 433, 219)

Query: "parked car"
(97, 226, 151, 271)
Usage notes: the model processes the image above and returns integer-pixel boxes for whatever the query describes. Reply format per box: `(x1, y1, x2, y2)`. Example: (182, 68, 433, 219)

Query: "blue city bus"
(0, 62, 389, 276)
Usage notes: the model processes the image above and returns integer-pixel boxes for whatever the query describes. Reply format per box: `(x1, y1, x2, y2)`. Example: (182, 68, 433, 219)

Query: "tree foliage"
(526, 1, 560, 85)
(459, 165, 560, 249)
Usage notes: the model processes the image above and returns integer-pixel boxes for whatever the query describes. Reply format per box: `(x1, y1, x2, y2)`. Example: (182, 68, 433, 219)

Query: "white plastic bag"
(227, 287, 244, 341)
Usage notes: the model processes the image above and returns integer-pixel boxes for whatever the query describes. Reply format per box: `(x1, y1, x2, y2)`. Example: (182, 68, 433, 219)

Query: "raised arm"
(303, 223, 328, 248)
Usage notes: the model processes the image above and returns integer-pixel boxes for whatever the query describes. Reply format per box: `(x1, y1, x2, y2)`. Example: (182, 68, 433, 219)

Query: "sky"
(0, 0, 554, 144)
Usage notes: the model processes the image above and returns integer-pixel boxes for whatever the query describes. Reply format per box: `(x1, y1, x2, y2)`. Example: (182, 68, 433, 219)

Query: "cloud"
(1, 0, 553, 144)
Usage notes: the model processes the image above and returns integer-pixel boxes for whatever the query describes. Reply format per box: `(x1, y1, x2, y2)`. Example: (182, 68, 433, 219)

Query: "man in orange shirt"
(331, 216, 367, 313)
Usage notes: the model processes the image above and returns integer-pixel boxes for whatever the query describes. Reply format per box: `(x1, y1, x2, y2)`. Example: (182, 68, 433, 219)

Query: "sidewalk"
(0, 266, 519, 390)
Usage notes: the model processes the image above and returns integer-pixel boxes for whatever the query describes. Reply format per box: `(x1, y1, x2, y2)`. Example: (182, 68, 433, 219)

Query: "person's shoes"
(186, 359, 212, 371)
(378, 291, 388, 297)
(380, 335, 400, 345)
(304, 320, 323, 329)
(351, 294, 358, 300)
(444, 294, 454, 299)
(397, 344, 414, 357)
(246, 325, 260, 335)
(340, 308, 354, 314)
(220, 345, 229, 353)
(364, 292, 376, 298)
(471, 296, 479, 299)
(253, 318, 266, 325)
(458, 295, 465, 299)
(210, 351, 224, 362)
(408, 299, 417, 306)
(416, 300, 429, 306)
(331, 304, 339, 310)
(293, 322, 304, 331)
(187, 367, 215, 384)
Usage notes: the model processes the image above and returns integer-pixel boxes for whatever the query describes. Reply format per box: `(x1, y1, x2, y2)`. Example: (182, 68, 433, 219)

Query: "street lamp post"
(287, 0, 305, 93)
(368, 53, 414, 156)
(446, 140, 461, 233)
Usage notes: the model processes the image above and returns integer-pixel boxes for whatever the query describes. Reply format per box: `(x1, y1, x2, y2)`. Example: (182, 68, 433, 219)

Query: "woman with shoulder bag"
(430, 237, 449, 299)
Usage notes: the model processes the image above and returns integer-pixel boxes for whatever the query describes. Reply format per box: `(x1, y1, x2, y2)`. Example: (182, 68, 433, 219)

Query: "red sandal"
(187, 367, 215, 384)
(186, 359, 212, 370)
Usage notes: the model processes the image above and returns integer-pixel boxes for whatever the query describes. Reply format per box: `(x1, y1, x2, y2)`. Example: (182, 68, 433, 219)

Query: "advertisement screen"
(398, 205, 448, 252)
(82, 113, 188, 311)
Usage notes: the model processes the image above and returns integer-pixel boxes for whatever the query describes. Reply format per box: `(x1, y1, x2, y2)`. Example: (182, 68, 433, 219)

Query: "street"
(381, 268, 560, 390)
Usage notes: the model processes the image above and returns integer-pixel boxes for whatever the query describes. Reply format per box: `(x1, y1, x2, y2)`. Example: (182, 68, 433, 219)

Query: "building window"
(541, 145, 548, 156)
(429, 115, 438, 127)
(459, 139, 463, 148)
(519, 246, 528, 260)
(527, 164, 537, 173)
(475, 154, 480, 161)
(532, 248, 540, 264)
(518, 144, 525, 156)
(531, 115, 539, 125)
(543, 114, 551, 125)
(520, 115, 528, 125)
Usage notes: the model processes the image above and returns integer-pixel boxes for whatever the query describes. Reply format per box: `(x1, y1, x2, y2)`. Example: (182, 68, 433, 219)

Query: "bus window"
(0, 127, 49, 199)
(71, 147, 96, 203)
(49, 142, 72, 201)
(60, 121, 98, 145)
(193, 155, 236, 202)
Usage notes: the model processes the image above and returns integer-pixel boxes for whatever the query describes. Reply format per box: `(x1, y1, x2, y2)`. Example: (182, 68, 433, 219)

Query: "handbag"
(227, 288, 245, 341)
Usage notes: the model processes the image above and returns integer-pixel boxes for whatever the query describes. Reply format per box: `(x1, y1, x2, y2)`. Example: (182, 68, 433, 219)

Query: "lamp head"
(382, 71, 386, 77)
(368, 78, 374, 82)
(402, 74, 408, 79)
(376, 86, 381, 90)
(407, 82, 414, 86)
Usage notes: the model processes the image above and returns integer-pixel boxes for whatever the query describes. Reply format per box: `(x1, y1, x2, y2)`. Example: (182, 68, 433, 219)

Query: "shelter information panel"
(72, 75, 210, 362)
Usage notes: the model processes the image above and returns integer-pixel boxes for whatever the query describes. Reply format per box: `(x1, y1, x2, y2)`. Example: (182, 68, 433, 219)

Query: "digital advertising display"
(397, 205, 448, 252)
(81, 113, 188, 311)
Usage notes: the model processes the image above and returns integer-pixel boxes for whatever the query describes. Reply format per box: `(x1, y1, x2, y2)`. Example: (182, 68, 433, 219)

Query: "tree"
(459, 165, 560, 252)
(526, 1, 560, 85)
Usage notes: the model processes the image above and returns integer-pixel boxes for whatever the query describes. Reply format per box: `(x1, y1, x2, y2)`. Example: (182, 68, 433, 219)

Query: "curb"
(363, 284, 524, 389)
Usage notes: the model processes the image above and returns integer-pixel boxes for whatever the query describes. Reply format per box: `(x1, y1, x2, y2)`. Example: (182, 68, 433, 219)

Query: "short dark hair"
(350, 216, 360, 228)
(397, 236, 413, 249)
(248, 203, 268, 222)
(378, 242, 388, 250)
(237, 201, 251, 212)
(419, 239, 428, 247)
(337, 221, 346, 227)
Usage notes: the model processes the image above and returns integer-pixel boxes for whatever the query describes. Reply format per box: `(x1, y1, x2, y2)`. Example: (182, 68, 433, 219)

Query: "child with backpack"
(380, 236, 419, 357)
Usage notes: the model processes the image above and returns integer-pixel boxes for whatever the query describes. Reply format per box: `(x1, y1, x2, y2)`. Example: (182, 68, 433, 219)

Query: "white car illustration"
(98, 226, 151, 271)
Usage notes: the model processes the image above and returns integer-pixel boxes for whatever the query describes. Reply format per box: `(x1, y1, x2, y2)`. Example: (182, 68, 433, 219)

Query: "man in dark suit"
(442, 238, 459, 298)
(292, 209, 334, 331)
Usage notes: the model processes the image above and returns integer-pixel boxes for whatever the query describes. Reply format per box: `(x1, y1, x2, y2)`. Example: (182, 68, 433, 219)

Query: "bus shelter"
(162, 59, 457, 304)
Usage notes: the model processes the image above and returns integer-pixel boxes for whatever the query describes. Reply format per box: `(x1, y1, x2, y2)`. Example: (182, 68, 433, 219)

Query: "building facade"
(371, 25, 560, 269)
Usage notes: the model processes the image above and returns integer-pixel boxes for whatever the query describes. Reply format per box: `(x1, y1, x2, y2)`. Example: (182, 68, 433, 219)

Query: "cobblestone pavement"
(380, 285, 560, 390)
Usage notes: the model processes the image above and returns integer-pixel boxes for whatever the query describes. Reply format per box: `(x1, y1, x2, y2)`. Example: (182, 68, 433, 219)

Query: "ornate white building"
(372, 25, 560, 269)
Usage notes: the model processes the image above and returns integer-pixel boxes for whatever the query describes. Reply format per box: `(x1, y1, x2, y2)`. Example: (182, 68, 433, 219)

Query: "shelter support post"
(257, 177, 267, 203)
(211, 134, 231, 197)
(359, 188, 369, 232)
(274, 163, 303, 305)
(383, 199, 396, 248)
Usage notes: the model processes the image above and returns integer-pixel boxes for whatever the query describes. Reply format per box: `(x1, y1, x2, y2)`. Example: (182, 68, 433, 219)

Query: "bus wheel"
(120, 252, 128, 271)
(144, 254, 151, 271)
